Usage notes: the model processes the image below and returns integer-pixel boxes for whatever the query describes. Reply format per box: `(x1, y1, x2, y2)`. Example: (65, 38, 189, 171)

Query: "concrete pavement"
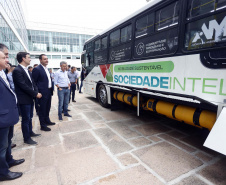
(2, 92, 226, 185)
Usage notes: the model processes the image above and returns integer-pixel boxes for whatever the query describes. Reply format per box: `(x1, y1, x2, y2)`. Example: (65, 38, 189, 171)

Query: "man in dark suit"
(0, 44, 17, 150)
(32, 54, 55, 131)
(0, 50, 24, 181)
(13, 52, 42, 145)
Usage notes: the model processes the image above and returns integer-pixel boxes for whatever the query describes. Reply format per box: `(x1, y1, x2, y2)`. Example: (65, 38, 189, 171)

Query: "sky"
(21, 0, 149, 31)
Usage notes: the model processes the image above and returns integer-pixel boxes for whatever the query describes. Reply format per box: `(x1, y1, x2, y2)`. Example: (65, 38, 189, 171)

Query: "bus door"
(82, 51, 95, 95)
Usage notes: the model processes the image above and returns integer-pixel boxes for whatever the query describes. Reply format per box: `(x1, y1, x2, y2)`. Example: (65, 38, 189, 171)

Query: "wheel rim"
(99, 87, 107, 104)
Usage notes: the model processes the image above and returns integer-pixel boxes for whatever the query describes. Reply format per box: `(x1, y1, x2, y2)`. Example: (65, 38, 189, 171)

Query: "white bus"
(82, 0, 226, 153)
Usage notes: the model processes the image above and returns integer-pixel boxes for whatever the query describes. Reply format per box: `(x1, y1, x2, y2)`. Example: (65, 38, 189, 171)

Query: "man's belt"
(59, 87, 68, 89)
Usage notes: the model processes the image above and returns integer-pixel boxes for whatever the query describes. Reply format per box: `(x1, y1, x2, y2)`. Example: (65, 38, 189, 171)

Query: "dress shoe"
(0, 172, 23, 181)
(79, 92, 83, 94)
(64, 113, 72, 117)
(46, 122, 56, 126)
(30, 132, 41, 137)
(24, 138, 37, 145)
(41, 126, 51, 131)
(9, 159, 25, 168)
(11, 143, 16, 149)
(59, 116, 63, 121)
(72, 100, 76, 102)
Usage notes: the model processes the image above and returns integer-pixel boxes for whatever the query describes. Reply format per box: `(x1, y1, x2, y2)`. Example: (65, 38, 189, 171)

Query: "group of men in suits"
(0, 43, 55, 181)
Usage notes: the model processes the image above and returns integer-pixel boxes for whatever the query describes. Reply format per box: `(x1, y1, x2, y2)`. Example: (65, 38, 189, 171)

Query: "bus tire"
(98, 85, 109, 108)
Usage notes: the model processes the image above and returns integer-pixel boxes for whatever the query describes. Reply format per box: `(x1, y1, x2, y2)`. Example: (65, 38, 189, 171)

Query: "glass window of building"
(62, 55, 71, 59)
(72, 55, 80, 59)
(30, 55, 40, 59)
(52, 55, 61, 59)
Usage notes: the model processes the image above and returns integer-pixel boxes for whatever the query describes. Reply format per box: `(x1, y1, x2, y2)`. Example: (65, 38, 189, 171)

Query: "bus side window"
(136, 16, 148, 38)
(184, 12, 226, 51)
(95, 40, 100, 51)
(155, 1, 180, 31)
(187, 0, 226, 20)
(135, 13, 154, 38)
(101, 36, 107, 50)
(187, 0, 215, 19)
(110, 29, 120, 47)
(121, 25, 132, 43)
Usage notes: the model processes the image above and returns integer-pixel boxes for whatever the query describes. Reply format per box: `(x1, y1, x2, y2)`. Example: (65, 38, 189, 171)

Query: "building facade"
(26, 22, 99, 70)
(0, 0, 28, 64)
(0, 0, 101, 69)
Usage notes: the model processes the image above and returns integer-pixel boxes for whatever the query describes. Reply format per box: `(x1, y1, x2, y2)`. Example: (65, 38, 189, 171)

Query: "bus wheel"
(98, 85, 108, 108)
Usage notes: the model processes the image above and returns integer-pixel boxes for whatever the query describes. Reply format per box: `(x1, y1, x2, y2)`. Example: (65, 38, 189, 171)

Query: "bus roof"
(84, 0, 162, 45)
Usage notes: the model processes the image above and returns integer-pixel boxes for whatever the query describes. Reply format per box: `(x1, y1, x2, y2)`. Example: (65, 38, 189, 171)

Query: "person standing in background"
(54, 61, 72, 121)
(33, 64, 39, 115)
(67, 65, 71, 72)
(28, 66, 33, 74)
(13, 52, 42, 145)
(32, 54, 55, 132)
(49, 69, 55, 92)
(5, 63, 16, 92)
(68, 66, 77, 103)
(74, 67, 80, 91)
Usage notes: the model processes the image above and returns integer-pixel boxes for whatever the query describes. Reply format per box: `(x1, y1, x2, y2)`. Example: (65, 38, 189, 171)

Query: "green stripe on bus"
(114, 61, 174, 73)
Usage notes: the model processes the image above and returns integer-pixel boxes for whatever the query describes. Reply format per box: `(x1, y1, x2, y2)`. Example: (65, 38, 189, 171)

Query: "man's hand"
(36, 93, 42, 98)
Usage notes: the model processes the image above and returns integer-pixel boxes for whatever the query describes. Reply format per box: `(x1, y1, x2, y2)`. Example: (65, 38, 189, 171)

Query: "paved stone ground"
(2, 92, 226, 185)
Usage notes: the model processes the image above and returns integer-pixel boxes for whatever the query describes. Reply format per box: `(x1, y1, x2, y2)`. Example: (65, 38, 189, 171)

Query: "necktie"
(0, 72, 10, 87)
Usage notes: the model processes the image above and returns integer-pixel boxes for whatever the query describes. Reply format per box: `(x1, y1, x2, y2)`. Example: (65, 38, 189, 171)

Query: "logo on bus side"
(192, 16, 226, 43)
(136, 42, 145, 55)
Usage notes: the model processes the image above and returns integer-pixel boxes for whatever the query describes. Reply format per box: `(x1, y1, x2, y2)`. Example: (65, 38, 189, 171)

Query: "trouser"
(77, 79, 79, 91)
(58, 88, 70, 116)
(0, 127, 10, 176)
(38, 89, 52, 128)
(79, 81, 83, 93)
(19, 103, 34, 141)
(69, 83, 76, 102)
(34, 98, 39, 114)
(6, 126, 14, 166)
(52, 81, 55, 91)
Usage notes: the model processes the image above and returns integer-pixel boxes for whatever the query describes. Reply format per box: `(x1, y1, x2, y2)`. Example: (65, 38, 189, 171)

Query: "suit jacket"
(13, 65, 38, 104)
(32, 65, 53, 96)
(0, 76, 19, 128)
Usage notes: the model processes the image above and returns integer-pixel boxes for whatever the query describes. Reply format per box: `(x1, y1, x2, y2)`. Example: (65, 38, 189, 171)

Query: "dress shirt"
(0, 70, 17, 103)
(68, 71, 77, 83)
(7, 72, 15, 91)
(41, 64, 52, 88)
(75, 70, 80, 78)
(19, 64, 32, 83)
(54, 69, 70, 87)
